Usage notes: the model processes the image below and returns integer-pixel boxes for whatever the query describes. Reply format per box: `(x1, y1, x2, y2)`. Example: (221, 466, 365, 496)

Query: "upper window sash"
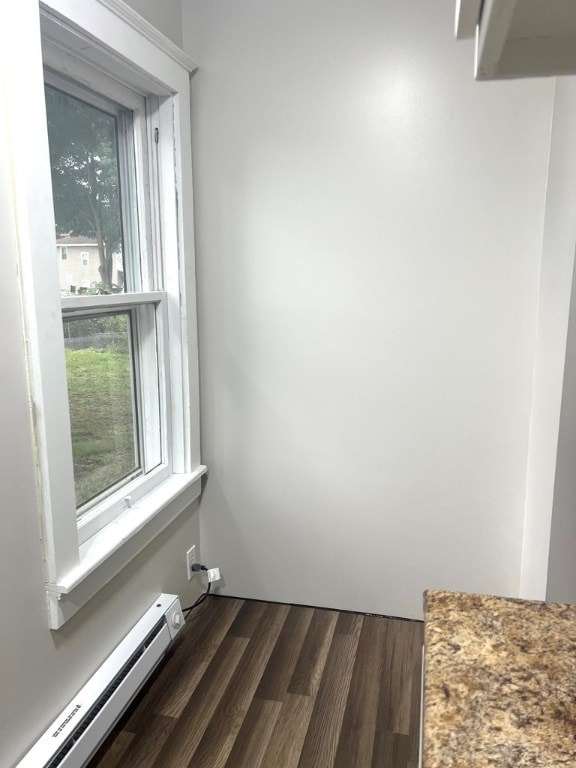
(44, 68, 151, 296)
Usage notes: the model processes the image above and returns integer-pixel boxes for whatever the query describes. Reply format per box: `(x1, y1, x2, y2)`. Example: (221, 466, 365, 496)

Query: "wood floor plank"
(370, 619, 424, 768)
(227, 599, 266, 638)
(116, 715, 176, 768)
(89, 729, 134, 768)
(375, 619, 417, 738)
(332, 615, 389, 768)
(150, 633, 249, 768)
(125, 596, 244, 730)
(185, 602, 290, 768)
(288, 608, 339, 697)
(408, 622, 424, 766)
(335, 611, 362, 635)
(222, 696, 282, 768)
(256, 605, 314, 701)
(297, 614, 363, 768)
(259, 694, 317, 768)
(156, 597, 245, 719)
(371, 730, 410, 768)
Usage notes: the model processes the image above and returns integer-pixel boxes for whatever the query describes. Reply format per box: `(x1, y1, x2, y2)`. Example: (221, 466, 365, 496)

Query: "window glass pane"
(63, 313, 140, 509)
(45, 84, 126, 295)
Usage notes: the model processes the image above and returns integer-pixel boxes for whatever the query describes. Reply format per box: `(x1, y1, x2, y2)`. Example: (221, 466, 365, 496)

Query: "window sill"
(46, 466, 207, 628)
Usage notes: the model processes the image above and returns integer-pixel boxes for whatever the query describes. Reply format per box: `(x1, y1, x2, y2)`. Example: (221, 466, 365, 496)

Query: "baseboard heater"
(16, 594, 184, 768)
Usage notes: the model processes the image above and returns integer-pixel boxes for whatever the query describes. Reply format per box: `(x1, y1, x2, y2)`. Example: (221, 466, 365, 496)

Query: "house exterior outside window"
(57, 237, 125, 294)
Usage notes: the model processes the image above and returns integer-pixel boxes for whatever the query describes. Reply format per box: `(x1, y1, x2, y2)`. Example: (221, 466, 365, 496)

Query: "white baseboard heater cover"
(16, 593, 184, 768)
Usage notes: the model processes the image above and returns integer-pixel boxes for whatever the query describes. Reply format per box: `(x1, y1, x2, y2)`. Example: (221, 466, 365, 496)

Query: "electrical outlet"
(186, 545, 197, 580)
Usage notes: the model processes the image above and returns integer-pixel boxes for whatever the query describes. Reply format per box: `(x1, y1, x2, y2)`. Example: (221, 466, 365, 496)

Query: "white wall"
(547, 255, 576, 601)
(542, 79, 576, 604)
(124, 0, 183, 47)
(183, 0, 555, 619)
(519, 78, 576, 601)
(0, 6, 200, 765)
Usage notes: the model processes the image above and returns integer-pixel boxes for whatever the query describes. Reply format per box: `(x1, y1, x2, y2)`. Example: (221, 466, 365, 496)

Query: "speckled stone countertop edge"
(422, 588, 576, 768)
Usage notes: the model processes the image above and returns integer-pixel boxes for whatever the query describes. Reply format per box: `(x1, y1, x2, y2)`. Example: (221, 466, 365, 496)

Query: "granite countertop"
(423, 589, 576, 767)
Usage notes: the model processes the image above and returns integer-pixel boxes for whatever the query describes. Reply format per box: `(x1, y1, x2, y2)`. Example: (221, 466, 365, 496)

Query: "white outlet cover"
(186, 545, 196, 580)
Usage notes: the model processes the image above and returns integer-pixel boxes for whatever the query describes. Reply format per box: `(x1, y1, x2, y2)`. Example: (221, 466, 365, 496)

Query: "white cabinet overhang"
(456, 0, 576, 79)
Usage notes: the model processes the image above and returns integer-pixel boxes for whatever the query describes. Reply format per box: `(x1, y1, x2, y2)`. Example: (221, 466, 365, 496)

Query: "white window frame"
(48, 73, 170, 539)
(2, 0, 205, 629)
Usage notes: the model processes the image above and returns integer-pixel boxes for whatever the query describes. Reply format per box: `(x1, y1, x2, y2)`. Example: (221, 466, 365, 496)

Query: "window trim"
(5, 0, 204, 628)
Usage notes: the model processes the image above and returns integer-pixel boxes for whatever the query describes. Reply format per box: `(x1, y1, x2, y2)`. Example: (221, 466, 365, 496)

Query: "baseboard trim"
(210, 593, 424, 624)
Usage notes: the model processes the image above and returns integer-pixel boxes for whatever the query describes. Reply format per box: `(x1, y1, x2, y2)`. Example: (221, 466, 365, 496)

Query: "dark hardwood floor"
(88, 596, 423, 768)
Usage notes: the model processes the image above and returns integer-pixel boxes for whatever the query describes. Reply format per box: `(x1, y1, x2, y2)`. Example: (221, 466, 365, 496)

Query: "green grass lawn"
(65, 346, 137, 507)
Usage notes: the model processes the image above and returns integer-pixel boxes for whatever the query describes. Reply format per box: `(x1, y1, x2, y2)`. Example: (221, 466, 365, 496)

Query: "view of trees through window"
(45, 84, 140, 511)
(45, 84, 125, 294)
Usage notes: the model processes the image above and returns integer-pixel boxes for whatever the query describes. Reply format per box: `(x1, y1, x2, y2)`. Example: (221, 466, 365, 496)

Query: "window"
(5, 0, 205, 628)
(44, 76, 153, 524)
(43, 68, 169, 541)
